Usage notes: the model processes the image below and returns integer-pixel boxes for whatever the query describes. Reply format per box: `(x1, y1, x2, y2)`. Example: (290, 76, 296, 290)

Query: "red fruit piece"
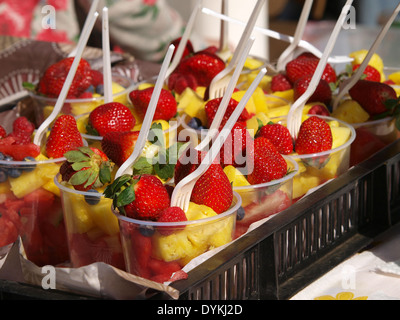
(257, 122, 293, 155)
(86, 102, 135, 136)
(295, 116, 332, 155)
(37, 57, 92, 98)
(170, 37, 194, 62)
(293, 75, 332, 106)
(0, 125, 6, 138)
(352, 64, 381, 82)
(168, 72, 198, 94)
(271, 73, 292, 92)
(0, 143, 40, 160)
(12, 116, 35, 136)
(247, 137, 288, 185)
(286, 55, 337, 84)
(205, 97, 250, 129)
(101, 130, 139, 166)
(45, 115, 84, 159)
(307, 104, 330, 116)
(129, 87, 177, 121)
(348, 79, 397, 117)
(176, 51, 225, 87)
(157, 206, 187, 236)
(148, 258, 182, 283)
(89, 69, 103, 86)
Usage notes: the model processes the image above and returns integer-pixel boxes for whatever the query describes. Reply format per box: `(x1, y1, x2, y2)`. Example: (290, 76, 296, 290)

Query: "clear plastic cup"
(29, 74, 135, 127)
(233, 156, 299, 238)
(114, 192, 242, 283)
(0, 156, 68, 266)
(54, 173, 125, 270)
(273, 115, 356, 201)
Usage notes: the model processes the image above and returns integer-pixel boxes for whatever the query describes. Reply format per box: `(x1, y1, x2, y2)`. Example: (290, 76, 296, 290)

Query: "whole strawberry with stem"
(129, 87, 177, 121)
(45, 114, 84, 159)
(104, 174, 170, 221)
(37, 57, 92, 98)
(60, 146, 114, 191)
(86, 102, 135, 136)
(247, 137, 288, 185)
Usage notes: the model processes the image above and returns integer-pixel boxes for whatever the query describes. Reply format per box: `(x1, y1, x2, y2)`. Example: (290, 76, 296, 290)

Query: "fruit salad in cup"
(105, 145, 241, 283)
(25, 57, 134, 126)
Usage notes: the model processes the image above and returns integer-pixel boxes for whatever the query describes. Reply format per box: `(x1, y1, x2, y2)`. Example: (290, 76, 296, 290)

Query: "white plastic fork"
(195, 37, 255, 152)
(201, 7, 354, 66)
(276, 0, 314, 71)
(165, 0, 203, 80)
(171, 67, 267, 212)
(217, 0, 231, 62)
(287, 0, 354, 139)
(332, 1, 400, 111)
(114, 44, 175, 179)
(33, 11, 99, 147)
(208, 0, 265, 100)
(102, 7, 113, 103)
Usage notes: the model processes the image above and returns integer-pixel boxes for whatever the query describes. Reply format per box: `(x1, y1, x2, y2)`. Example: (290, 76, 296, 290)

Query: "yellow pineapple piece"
(195, 86, 206, 99)
(137, 82, 154, 90)
(292, 172, 321, 199)
(246, 112, 270, 137)
(241, 73, 272, 92)
(253, 87, 269, 114)
(268, 89, 294, 105)
(232, 90, 256, 114)
(244, 57, 265, 70)
(87, 197, 119, 236)
(330, 124, 352, 149)
(223, 166, 256, 207)
(63, 192, 95, 233)
(331, 99, 370, 124)
(42, 180, 61, 197)
(267, 104, 291, 118)
(388, 71, 400, 84)
(112, 82, 130, 105)
(349, 50, 385, 81)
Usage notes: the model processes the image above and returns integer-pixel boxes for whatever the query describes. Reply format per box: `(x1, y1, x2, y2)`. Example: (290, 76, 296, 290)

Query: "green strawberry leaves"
(104, 175, 139, 216)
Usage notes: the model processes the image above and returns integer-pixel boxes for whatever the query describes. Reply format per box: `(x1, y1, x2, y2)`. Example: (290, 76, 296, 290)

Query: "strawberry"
(37, 57, 93, 98)
(256, 122, 293, 155)
(270, 73, 292, 92)
(174, 148, 233, 214)
(293, 75, 332, 106)
(101, 130, 139, 166)
(204, 97, 250, 129)
(86, 102, 135, 136)
(89, 69, 103, 86)
(129, 87, 177, 121)
(348, 80, 397, 117)
(0, 125, 6, 138)
(104, 174, 170, 221)
(286, 55, 337, 84)
(352, 64, 381, 82)
(157, 206, 187, 236)
(59, 146, 114, 191)
(220, 122, 254, 168)
(170, 37, 194, 62)
(295, 116, 332, 155)
(176, 51, 225, 87)
(307, 104, 330, 116)
(45, 115, 84, 159)
(246, 137, 288, 185)
(0, 142, 40, 160)
(168, 72, 198, 94)
(6, 116, 36, 145)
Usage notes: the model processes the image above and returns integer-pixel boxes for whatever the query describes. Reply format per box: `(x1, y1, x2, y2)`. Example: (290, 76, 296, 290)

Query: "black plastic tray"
(1, 139, 400, 300)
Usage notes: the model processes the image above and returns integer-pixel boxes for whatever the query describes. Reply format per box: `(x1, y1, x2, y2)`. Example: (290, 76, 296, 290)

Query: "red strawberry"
(286, 56, 337, 84)
(170, 37, 194, 62)
(293, 75, 332, 105)
(6, 116, 36, 145)
(0, 125, 6, 138)
(0, 142, 40, 160)
(59, 146, 114, 191)
(271, 73, 292, 92)
(89, 69, 103, 86)
(168, 72, 198, 94)
(307, 104, 330, 116)
(352, 64, 381, 82)
(101, 130, 140, 166)
(173, 147, 202, 186)
(349, 80, 397, 116)
(45, 115, 84, 159)
(220, 122, 254, 168)
(86, 102, 135, 136)
(105, 174, 170, 221)
(247, 137, 288, 185)
(129, 87, 177, 121)
(295, 116, 332, 155)
(257, 122, 293, 155)
(157, 206, 187, 236)
(204, 97, 250, 129)
(37, 57, 92, 98)
(176, 51, 225, 87)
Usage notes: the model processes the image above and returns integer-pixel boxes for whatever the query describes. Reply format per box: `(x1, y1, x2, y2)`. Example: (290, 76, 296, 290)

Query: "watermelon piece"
(0, 213, 19, 247)
(148, 257, 182, 282)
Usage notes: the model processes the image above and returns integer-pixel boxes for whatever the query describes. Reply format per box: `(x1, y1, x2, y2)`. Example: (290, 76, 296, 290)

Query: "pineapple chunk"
(332, 99, 370, 124)
(137, 82, 154, 90)
(9, 170, 45, 198)
(63, 193, 95, 234)
(232, 90, 256, 115)
(293, 172, 321, 199)
(268, 90, 294, 105)
(349, 50, 385, 81)
(267, 104, 291, 118)
(179, 87, 207, 125)
(330, 125, 352, 149)
(246, 112, 270, 137)
(389, 71, 400, 84)
(87, 197, 120, 236)
(253, 87, 269, 113)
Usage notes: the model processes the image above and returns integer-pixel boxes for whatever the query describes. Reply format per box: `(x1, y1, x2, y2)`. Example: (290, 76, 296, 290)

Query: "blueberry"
(86, 85, 95, 93)
(23, 156, 36, 172)
(139, 224, 155, 237)
(0, 169, 7, 183)
(84, 189, 101, 205)
(188, 117, 202, 130)
(8, 168, 21, 178)
(236, 206, 245, 221)
(95, 84, 104, 96)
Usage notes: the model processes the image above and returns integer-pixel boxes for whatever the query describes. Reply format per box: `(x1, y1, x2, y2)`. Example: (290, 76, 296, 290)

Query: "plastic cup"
(273, 115, 356, 201)
(29, 74, 135, 127)
(233, 156, 299, 238)
(114, 192, 242, 282)
(54, 173, 125, 270)
(0, 156, 69, 266)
